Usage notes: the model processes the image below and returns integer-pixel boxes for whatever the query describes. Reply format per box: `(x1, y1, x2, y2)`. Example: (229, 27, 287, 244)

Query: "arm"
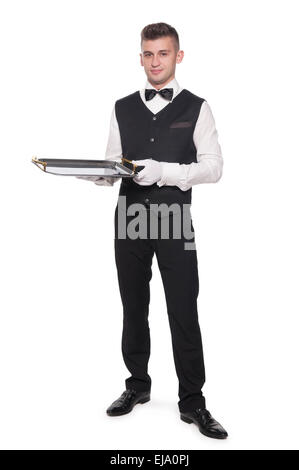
(93, 104, 123, 186)
(156, 101, 223, 191)
(76, 104, 123, 186)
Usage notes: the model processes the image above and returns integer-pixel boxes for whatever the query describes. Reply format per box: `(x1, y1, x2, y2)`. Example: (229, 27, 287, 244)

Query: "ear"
(140, 53, 144, 66)
(176, 50, 184, 64)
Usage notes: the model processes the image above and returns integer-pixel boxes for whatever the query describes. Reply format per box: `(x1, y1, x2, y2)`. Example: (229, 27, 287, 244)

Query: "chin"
(151, 75, 166, 83)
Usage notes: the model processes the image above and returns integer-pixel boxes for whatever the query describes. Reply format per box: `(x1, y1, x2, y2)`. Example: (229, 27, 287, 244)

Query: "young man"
(79, 22, 227, 439)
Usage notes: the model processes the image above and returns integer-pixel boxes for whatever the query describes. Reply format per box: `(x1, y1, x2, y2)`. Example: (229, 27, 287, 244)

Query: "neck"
(148, 75, 175, 90)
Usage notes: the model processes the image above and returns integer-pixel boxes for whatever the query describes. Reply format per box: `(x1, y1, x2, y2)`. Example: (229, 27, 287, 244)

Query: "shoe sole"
(106, 396, 151, 417)
(180, 415, 228, 439)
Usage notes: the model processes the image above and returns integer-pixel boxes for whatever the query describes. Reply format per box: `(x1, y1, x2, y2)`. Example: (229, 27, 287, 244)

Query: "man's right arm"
(94, 104, 123, 186)
(77, 104, 123, 186)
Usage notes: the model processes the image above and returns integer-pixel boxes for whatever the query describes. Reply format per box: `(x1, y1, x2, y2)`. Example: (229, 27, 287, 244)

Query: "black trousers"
(114, 204, 206, 413)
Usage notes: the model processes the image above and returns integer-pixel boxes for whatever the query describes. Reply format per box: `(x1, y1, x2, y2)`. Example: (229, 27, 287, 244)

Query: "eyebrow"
(143, 49, 171, 54)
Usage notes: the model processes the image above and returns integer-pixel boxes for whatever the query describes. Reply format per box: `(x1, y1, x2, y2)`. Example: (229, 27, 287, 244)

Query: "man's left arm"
(156, 100, 223, 191)
(133, 101, 223, 190)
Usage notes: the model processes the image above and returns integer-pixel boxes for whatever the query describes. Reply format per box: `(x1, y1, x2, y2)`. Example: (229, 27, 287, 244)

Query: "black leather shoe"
(106, 389, 151, 416)
(180, 408, 228, 439)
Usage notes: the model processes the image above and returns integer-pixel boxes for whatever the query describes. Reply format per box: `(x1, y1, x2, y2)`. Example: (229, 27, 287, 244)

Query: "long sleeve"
(156, 101, 223, 191)
(94, 104, 123, 186)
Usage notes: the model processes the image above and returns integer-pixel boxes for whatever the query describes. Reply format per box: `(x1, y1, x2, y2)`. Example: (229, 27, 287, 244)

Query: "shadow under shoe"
(180, 408, 228, 439)
(106, 389, 151, 416)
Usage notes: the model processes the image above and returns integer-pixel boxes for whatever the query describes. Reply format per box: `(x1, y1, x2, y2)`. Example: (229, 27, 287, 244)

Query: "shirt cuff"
(156, 162, 182, 187)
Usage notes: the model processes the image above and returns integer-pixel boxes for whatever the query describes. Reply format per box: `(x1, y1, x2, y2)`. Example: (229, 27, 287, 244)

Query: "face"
(140, 36, 184, 89)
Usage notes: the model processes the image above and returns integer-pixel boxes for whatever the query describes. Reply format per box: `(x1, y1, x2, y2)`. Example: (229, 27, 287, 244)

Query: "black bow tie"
(145, 88, 174, 102)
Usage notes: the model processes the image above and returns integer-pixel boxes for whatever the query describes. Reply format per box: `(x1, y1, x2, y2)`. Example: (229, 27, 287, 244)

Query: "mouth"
(151, 69, 162, 74)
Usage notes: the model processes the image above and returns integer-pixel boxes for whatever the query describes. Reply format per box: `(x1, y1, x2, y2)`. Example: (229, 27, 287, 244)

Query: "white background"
(0, 0, 298, 450)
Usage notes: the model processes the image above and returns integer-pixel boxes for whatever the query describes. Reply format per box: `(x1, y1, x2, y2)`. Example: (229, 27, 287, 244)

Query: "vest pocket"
(169, 120, 193, 128)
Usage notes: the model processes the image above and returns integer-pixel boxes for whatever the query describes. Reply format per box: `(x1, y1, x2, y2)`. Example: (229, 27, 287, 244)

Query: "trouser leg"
(114, 207, 154, 392)
(154, 212, 206, 413)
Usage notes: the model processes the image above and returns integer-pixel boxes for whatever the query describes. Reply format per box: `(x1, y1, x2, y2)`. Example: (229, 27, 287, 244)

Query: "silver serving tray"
(31, 156, 143, 177)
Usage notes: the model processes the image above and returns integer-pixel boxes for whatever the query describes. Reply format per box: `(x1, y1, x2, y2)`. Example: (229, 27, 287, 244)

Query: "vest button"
(150, 137, 155, 142)
(145, 198, 150, 204)
(152, 116, 157, 120)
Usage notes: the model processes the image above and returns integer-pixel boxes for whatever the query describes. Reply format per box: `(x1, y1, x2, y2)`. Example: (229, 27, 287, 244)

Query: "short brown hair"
(140, 22, 180, 51)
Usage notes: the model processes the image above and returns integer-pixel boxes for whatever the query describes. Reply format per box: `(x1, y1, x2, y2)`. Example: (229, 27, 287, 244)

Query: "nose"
(151, 55, 160, 67)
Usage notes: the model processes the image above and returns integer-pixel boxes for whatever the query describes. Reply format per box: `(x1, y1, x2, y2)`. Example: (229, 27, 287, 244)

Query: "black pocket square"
(169, 121, 193, 128)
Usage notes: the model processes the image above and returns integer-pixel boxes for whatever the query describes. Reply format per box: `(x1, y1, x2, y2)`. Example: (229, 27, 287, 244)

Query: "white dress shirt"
(96, 77, 223, 189)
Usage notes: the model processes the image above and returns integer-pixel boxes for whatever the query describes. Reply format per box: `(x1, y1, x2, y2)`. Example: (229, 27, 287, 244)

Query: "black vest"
(115, 88, 205, 211)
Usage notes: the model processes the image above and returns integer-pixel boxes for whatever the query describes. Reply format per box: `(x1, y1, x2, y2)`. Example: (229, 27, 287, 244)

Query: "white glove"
(76, 175, 103, 182)
(76, 175, 119, 186)
(132, 159, 162, 186)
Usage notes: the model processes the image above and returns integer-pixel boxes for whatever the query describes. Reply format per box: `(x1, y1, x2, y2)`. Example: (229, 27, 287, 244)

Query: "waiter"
(79, 22, 227, 439)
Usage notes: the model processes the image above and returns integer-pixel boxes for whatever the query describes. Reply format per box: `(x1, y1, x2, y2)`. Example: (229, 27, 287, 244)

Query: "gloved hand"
(76, 175, 119, 186)
(132, 159, 162, 185)
(76, 175, 103, 182)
